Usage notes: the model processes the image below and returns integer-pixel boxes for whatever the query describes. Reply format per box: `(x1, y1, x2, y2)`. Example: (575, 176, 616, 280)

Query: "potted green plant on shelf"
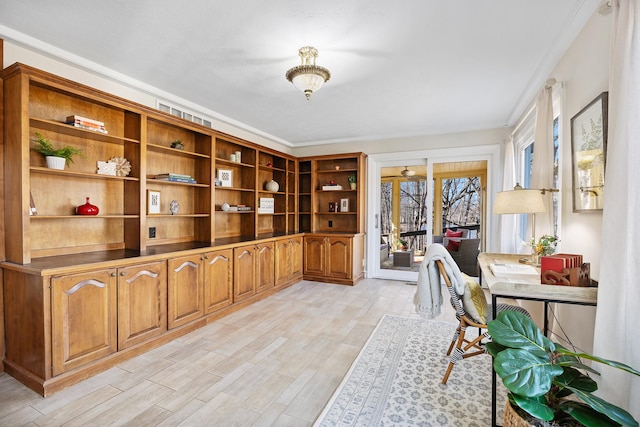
(33, 132, 83, 170)
(348, 174, 357, 190)
(487, 310, 640, 427)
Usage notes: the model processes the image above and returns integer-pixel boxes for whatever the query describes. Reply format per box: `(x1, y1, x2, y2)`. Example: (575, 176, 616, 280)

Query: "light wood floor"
(0, 278, 457, 427)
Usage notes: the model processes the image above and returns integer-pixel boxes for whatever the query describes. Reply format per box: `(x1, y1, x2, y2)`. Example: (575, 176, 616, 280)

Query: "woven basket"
(504, 401, 534, 427)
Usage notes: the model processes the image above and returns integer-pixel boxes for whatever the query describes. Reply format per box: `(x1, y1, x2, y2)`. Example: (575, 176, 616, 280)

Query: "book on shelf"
(322, 184, 343, 191)
(155, 173, 193, 179)
(257, 207, 274, 214)
(489, 263, 538, 278)
(67, 122, 109, 134)
(65, 115, 108, 134)
(66, 115, 105, 126)
(228, 205, 252, 212)
(154, 176, 197, 183)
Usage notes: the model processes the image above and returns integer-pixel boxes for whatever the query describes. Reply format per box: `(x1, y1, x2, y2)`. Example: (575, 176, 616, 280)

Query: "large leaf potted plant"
(487, 310, 640, 427)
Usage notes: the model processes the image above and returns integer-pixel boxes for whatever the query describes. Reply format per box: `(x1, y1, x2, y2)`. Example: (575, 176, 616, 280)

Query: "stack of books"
(154, 173, 196, 184)
(228, 204, 251, 212)
(258, 197, 274, 214)
(65, 115, 108, 134)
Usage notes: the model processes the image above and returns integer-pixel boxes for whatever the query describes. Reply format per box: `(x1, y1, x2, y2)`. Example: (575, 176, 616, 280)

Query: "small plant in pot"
(487, 310, 640, 427)
(348, 174, 357, 189)
(33, 132, 83, 170)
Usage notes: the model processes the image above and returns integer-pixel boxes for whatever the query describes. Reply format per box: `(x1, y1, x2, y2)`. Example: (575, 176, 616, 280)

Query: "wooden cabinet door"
(274, 239, 290, 286)
(234, 245, 256, 302)
(327, 237, 352, 279)
(255, 242, 275, 294)
(204, 249, 233, 313)
(167, 254, 204, 329)
(303, 236, 326, 276)
(117, 261, 167, 350)
(51, 269, 117, 375)
(290, 237, 303, 279)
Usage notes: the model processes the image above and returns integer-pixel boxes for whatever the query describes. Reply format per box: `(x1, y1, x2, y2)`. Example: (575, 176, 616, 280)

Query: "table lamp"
(493, 184, 546, 262)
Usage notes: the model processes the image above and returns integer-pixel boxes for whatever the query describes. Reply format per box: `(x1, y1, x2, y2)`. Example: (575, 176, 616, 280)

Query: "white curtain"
(593, 0, 640, 419)
(498, 137, 518, 253)
(530, 84, 554, 239)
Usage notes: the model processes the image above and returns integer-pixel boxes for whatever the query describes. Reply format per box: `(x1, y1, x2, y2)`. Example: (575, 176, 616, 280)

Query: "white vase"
(46, 156, 66, 170)
(265, 179, 279, 192)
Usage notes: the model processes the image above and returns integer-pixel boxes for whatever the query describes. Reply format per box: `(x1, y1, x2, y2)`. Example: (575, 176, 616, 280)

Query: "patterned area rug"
(314, 314, 507, 426)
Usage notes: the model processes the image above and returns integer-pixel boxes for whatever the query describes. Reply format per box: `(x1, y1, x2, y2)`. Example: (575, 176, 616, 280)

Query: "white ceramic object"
(265, 179, 279, 192)
(221, 203, 230, 211)
(46, 156, 66, 170)
(170, 200, 179, 215)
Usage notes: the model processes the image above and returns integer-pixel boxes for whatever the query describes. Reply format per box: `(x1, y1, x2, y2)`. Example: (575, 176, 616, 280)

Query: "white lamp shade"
(291, 72, 326, 93)
(493, 189, 545, 215)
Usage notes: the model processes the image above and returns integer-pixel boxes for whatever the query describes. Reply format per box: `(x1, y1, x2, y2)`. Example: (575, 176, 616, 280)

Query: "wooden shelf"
(316, 212, 357, 215)
(30, 118, 140, 145)
(31, 215, 140, 219)
(31, 167, 140, 181)
(147, 142, 210, 159)
(146, 179, 210, 188)
(215, 186, 254, 192)
(215, 158, 255, 168)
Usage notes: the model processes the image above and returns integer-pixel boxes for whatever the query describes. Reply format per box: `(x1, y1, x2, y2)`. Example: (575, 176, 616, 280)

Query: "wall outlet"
(328, 220, 333, 227)
(149, 227, 156, 238)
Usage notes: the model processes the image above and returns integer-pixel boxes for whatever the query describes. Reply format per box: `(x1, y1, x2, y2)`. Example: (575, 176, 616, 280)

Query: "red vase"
(76, 197, 99, 215)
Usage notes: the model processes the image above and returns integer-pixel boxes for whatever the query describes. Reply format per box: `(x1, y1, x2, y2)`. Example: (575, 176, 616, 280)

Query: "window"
(512, 88, 562, 243)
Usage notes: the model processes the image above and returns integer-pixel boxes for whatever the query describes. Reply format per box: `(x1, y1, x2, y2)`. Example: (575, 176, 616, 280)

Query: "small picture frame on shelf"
(30, 192, 38, 216)
(340, 198, 349, 212)
(218, 169, 233, 187)
(148, 190, 161, 214)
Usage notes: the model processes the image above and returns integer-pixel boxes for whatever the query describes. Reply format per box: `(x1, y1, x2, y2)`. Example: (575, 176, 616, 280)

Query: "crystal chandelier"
(285, 46, 331, 100)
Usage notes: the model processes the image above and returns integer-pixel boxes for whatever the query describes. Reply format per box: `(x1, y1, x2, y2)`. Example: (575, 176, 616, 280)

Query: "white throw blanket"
(414, 243, 467, 318)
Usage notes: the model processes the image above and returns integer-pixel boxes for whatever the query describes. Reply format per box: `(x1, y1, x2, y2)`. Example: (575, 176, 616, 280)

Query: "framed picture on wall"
(148, 190, 161, 214)
(570, 92, 608, 212)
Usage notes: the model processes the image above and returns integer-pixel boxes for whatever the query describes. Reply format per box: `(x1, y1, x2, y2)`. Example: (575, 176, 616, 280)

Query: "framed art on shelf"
(570, 92, 608, 212)
(148, 190, 161, 214)
(218, 169, 233, 187)
(340, 198, 349, 212)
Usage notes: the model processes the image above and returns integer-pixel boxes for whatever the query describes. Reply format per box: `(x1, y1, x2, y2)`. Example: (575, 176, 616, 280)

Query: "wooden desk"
(478, 253, 598, 427)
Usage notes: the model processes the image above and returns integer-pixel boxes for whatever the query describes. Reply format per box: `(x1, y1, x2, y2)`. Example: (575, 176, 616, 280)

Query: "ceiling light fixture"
(401, 167, 416, 178)
(285, 46, 331, 100)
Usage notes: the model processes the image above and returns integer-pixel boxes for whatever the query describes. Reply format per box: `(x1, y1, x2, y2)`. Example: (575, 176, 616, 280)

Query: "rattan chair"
(436, 259, 530, 384)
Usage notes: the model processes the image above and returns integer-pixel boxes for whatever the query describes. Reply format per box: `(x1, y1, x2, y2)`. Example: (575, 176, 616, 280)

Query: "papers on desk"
(489, 263, 538, 278)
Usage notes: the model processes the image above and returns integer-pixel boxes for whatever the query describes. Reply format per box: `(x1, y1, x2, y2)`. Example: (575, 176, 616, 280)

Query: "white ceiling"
(0, 1, 601, 147)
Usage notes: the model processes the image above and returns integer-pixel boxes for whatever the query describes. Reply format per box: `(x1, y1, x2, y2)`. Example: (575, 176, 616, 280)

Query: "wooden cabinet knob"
(110, 272, 117, 277)
(120, 271, 126, 276)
